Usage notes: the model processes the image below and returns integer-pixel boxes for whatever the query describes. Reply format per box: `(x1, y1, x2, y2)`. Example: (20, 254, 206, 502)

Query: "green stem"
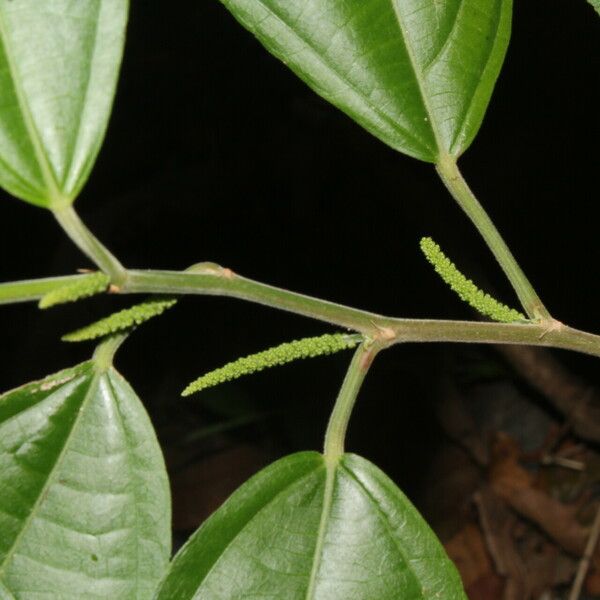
(93, 332, 128, 371)
(391, 319, 600, 358)
(436, 154, 550, 321)
(124, 269, 600, 358)
(126, 269, 380, 332)
(2, 267, 600, 359)
(0, 274, 84, 305)
(324, 343, 377, 462)
(53, 205, 127, 285)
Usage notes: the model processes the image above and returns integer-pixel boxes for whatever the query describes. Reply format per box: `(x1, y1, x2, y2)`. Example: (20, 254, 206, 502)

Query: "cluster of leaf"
(0, 358, 465, 598)
(1, 0, 594, 597)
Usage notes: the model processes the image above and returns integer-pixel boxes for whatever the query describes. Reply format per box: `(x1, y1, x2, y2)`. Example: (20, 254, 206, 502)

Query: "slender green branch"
(0, 274, 85, 305)
(390, 319, 600, 358)
(436, 154, 551, 321)
(122, 270, 600, 359)
(53, 205, 127, 285)
(125, 269, 382, 333)
(93, 332, 128, 371)
(2, 267, 600, 358)
(324, 342, 377, 462)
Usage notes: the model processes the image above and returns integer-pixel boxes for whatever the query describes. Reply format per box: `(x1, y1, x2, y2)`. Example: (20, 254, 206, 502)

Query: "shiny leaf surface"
(220, 0, 512, 162)
(0, 1, 128, 208)
(0, 361, 170, 598)
(156, 451, 466, 599)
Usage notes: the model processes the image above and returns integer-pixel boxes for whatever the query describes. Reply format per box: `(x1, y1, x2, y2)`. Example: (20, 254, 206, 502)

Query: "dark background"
(0, 1, 598, 536)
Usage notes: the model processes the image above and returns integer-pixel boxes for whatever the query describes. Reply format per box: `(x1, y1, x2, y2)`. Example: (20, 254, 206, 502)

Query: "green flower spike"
(62, 299, 178, 342)
(39, 272, 110, 309)
(182, 333, 363, 396)
(420, 237, 526, 323)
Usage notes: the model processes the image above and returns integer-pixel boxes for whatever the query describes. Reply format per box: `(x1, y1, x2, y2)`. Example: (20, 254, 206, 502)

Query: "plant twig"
(568, 504, 600, 600)
(474, 487, 527, 599)
(124, 269, 600, 357)
(3, 268, 600, 359)
(323, 342, 378, 462)
(53, 205, 127, 285)
(0, 274, 85, 305)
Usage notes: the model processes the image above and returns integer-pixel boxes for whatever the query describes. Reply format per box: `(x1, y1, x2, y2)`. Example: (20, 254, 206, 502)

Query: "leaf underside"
(155, 452, 466, 599)
(220, 0, 513, 162)
(0, 1, 128, 208)
(0, 362, 171, 598)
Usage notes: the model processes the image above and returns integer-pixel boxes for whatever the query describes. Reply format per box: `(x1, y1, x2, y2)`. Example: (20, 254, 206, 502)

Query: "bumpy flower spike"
(60, 263, 233, 341)
(62, 299, 178, 342)
(39, 272, 110, 309)
(182, 333, 363, 396)
(420, 237, 526, 323)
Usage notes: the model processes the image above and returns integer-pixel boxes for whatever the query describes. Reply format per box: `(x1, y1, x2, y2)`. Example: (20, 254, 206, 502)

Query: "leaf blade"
(0, 361, 171, 598)
(0, 1, 128, 208)
(220, 0, 512, 162)
(155, 452, 466, 599)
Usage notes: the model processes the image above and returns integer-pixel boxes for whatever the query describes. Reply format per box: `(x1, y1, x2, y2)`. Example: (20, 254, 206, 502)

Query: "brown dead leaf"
(445, 523, 501, 597)
(475, 487, 527, 599)
(446, 523, 494, 587)
(488, 433, 587, 556)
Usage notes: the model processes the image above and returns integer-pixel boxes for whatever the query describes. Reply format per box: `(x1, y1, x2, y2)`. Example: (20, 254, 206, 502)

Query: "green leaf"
(220, 0, 512, 162)
(588, 0, 600, 15)
(0, 1, 129, 208)
(0, 360, 171, 598)
(155, 452, 466, 599)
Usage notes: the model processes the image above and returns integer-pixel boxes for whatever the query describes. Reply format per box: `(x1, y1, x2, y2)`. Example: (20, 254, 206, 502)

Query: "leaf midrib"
(66, 0, 102, 199)
(104, 371, 142, 597)
(304, 458, 336, 600)
(0, 7, 65, 207)
(0, 369, 99, 581)
(388, 0, 445, 160)
(193, 460, 324, 595)
(248, 0, 435, 157)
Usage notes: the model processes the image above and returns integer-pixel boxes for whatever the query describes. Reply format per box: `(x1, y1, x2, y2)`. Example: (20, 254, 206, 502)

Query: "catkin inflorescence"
(62, 299, 178, 342)
(182, 333, 363, 396)
(420, 237, 526, 323)
(39, 272, 110, 309)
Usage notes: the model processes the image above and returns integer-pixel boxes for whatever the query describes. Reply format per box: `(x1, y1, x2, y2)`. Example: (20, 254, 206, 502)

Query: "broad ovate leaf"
(0, 360, 170, 598)
(155, 452, 466, 599)
(0, 1, 128, 208)
(220, 0, 512, 162)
